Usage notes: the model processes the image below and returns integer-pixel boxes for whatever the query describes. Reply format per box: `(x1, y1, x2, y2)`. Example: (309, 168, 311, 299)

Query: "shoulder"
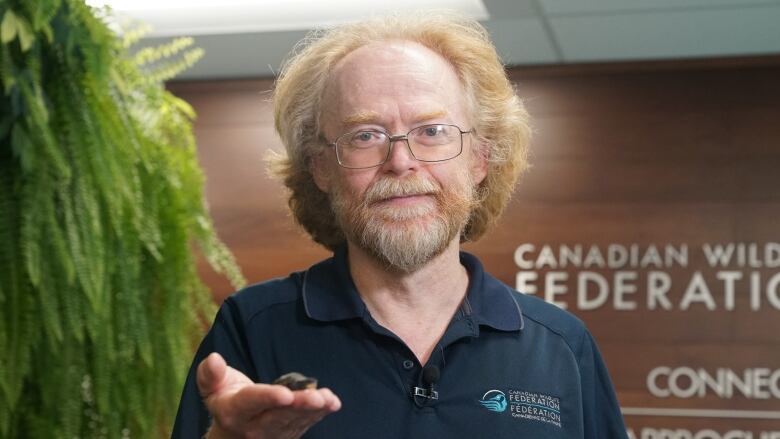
(222, 271, 305, 323)
(511, 288, 590, 354)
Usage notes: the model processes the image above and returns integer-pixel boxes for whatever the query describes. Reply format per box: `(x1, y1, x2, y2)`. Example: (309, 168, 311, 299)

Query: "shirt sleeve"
(171, 298, 255, 438)
(578, 330, 629, 439)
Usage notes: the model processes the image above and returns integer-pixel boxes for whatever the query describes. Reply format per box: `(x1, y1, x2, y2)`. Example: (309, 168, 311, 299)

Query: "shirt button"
(402, 360, 414, 370)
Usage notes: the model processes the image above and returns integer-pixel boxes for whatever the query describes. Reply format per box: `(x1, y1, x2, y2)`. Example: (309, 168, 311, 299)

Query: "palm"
(212, 365, 254, 402)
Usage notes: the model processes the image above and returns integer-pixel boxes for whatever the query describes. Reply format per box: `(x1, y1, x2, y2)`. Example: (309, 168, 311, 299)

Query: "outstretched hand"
(197, 353, 341, 439)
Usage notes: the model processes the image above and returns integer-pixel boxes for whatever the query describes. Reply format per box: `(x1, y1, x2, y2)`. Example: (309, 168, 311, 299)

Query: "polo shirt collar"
(458, 252, 524, 332)
(302, 245, 367, 321)
(302, 246, 524, 332)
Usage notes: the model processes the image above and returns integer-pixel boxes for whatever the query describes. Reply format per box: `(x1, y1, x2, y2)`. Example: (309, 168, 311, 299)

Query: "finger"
(197, 352, 227, 398)
(317, 388, 342, 412)
(230, 383, 295, 415)
(287, 388, 342, 412)
(291, 388, 342, 412)
(289, 389, 327, 410)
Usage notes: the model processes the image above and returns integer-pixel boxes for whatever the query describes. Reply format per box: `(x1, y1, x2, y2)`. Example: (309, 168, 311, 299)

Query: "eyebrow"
(341, 111, 382, 126)
(414, 110, 448, 122)
(340, 109, 449, 127)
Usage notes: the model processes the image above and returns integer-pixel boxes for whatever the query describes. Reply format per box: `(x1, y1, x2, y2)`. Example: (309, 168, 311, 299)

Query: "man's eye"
(423, 126, 444, 136)
(353, 131, 381, 142)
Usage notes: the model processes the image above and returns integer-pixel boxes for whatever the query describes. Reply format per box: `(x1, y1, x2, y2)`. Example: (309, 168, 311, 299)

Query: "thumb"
(197, 352, 228, 398)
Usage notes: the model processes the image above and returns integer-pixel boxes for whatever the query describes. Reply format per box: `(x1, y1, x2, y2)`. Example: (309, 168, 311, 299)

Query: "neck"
(347, 238, 469, 364)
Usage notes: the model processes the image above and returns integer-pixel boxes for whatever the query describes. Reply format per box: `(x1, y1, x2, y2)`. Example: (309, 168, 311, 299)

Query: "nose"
(381, 136, 420, 175)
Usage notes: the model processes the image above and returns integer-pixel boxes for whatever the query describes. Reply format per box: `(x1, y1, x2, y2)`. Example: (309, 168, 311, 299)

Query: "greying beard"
(330, 174, 475, 273)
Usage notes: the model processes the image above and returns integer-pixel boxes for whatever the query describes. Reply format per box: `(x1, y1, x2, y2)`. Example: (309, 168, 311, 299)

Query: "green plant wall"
(0, 0, 245, 436)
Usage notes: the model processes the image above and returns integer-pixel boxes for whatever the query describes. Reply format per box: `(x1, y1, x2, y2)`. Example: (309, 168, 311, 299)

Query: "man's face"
(315, 41, 487, 272)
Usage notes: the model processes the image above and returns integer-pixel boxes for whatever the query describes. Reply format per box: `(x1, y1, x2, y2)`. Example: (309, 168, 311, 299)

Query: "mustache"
(363, 176, 441, 204)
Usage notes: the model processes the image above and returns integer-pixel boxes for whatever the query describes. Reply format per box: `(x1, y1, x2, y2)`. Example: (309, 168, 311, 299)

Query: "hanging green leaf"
(0, 0, 244, 437)
(1, 10, 19, 44)
(15, 17, 34, 52)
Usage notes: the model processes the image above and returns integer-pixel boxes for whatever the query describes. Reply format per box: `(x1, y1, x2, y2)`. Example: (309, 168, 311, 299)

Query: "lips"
(372, 192, 435, 206)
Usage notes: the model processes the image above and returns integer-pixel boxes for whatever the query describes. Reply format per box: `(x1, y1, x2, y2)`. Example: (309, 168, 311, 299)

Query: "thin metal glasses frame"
(327, 123, 474, 169)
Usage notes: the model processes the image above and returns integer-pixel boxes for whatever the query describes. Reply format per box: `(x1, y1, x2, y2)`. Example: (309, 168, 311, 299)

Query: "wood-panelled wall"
(169, 57, 780, 435)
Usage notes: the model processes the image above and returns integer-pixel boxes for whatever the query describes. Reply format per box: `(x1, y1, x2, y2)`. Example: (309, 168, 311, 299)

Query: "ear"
(310, 151, 332, 193)
(469, 139, 489, 185)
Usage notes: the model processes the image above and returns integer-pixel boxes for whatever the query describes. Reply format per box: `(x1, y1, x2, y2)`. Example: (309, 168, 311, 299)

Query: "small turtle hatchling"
(272, 372, 318, 391)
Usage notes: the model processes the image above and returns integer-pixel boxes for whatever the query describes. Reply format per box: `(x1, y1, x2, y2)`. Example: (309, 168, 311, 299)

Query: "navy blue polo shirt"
(172, 247, 628, 438)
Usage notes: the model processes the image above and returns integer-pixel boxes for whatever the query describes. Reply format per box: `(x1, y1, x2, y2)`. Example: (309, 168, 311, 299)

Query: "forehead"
(322, 41, 469, 131)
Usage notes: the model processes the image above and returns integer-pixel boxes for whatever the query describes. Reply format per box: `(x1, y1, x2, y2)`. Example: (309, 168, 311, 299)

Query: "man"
(173, 12, 629, 439)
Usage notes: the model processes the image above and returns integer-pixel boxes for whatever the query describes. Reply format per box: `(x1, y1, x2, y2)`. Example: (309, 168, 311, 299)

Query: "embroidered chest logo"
(478, 389, 562, 428)
(479, 390, 507, 412)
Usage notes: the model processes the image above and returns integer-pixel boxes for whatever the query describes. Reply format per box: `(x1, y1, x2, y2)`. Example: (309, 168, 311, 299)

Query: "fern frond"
(121, 22, 152, 49)
(1, 1, 243, 435)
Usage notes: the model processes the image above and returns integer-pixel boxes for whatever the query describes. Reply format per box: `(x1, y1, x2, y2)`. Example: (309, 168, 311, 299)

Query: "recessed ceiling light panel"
(86, 0, 489, 37)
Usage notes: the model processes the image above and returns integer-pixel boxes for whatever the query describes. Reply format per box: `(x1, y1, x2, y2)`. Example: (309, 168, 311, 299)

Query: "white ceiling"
(131, 0, 780, 80)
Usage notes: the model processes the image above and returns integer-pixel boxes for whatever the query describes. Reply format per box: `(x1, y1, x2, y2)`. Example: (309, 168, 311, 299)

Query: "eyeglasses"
(327, 124, 473, 169)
